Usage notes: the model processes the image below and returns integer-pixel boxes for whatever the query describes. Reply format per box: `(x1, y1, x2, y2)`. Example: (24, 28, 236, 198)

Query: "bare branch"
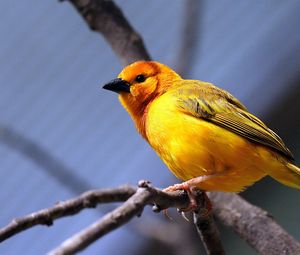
(0, 185, 136, 242)
(47, 182, 221, 255)
(193, 192, 225, 255)
(48, 184, 153, 255)
(0, 181, 191, 243)
(65, 0, 151, 66)
(1, 180, 223, 254)
(2, 181, 299, 254)
(209, 192, 300, 255)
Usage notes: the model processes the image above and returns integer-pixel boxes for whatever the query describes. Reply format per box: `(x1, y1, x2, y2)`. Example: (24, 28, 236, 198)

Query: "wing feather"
(174, 82, 294, 160)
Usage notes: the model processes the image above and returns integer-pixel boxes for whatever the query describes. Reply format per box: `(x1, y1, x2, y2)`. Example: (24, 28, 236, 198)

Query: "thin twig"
(47, 182, 210, 254)
(209, 192, 300, 255)
(65, 0, 151, 66)
(0, 181, 190, 243)
(48, 183, 154, 255)
(2, 181, 300, 254)
(1, 181, 219, 254)
(193, 191, 225, 255)
(0, 185, 136, 242)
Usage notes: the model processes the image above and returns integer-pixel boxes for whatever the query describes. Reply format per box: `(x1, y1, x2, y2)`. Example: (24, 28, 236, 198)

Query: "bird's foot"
(163, 179, 213, 219)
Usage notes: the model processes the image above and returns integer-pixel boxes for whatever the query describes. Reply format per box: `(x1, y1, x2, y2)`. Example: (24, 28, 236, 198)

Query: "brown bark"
(210, 192, 300, 255)
(67, 0, 151, 66)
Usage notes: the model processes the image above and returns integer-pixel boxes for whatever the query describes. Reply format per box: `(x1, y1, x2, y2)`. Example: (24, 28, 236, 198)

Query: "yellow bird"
(103, 61, 300, 193)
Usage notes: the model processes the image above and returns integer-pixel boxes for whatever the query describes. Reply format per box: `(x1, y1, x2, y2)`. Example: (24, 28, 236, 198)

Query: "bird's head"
(103, 61, 181, 117)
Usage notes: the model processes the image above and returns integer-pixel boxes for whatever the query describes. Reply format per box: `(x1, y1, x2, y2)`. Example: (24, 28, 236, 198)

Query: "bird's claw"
(163, 182, 213, 220)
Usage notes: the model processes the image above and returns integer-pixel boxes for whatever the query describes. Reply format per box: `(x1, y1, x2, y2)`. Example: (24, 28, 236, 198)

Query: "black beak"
(103, 78, 131, 93)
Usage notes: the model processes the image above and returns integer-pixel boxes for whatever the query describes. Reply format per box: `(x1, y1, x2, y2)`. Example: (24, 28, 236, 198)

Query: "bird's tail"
(269, 162, 300, 189)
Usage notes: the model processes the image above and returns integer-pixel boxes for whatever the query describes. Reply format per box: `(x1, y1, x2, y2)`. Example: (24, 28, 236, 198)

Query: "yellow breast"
(145, 91, 267, 192)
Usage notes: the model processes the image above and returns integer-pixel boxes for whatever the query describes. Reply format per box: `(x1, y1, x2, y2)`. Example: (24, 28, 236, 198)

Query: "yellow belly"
(145, 95, 269, 192)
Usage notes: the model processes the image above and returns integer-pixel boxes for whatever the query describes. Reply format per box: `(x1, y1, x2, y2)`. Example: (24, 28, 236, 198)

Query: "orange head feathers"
(118, 61, 180, 99)
(103, 61, 181, 137)
(103, 61, 180, 111)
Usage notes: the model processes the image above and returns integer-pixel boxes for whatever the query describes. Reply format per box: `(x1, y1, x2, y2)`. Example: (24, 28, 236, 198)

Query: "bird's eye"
(135, 74, 146, 83)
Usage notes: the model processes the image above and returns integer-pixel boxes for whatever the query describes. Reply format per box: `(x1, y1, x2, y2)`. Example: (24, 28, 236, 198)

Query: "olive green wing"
(175, 83, 294, 160)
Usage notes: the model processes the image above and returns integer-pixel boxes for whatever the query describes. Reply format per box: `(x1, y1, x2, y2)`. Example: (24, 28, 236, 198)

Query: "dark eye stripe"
(135, 74, 146, 83)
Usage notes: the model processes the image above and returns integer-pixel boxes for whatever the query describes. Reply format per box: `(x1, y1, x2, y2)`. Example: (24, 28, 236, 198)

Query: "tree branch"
(2, 181, 217, 255)
(66, 0, 151, 66)
(0, 180, 225, 254)
(48, 182, 160, 255)
(2, 181, 300, 254)
(0, 181, 192, 243)
(193, 191, 225, 255)
(209, 192, 300, 255)
(0, 185, 136, 242)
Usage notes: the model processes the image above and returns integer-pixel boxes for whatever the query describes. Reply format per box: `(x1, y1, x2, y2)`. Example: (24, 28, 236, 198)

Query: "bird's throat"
(119, 94, 150, 140)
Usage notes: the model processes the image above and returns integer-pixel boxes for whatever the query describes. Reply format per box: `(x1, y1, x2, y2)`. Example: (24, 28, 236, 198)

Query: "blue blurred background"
(0, 0, 300, 254)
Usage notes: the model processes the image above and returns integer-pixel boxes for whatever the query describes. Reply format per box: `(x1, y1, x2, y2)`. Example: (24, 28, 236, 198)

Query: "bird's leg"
(164, 175, 216, 193)
(163, 175, 218, 214)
